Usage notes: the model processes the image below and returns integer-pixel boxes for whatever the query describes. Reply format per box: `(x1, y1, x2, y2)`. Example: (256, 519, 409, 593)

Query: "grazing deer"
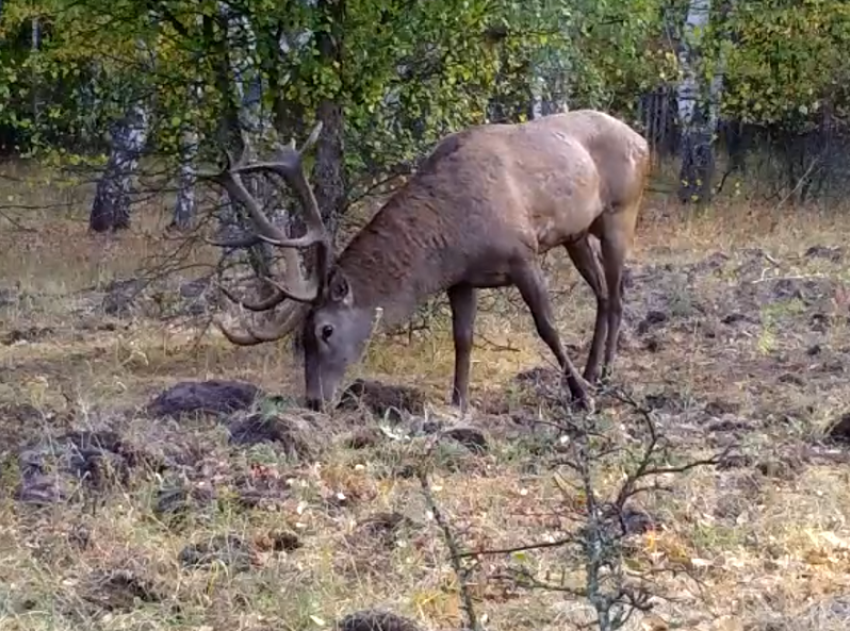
(202, 109, 650, 412)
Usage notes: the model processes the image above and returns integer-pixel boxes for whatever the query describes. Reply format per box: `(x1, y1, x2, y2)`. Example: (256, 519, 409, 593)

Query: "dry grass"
(2, 159, 850, 631)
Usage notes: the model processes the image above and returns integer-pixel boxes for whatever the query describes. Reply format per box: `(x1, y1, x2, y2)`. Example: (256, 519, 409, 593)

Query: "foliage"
(1, 0, 849, 202)
(716, 0, 850, 127)
(0, 0, 675, 179)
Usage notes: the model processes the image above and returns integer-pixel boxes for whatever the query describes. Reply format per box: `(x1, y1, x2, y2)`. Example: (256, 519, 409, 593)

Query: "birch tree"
(88, 17, 156, 232)
(676, 0, 721, 205)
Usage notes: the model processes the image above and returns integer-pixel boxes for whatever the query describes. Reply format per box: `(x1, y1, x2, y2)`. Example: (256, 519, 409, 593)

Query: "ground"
(1, 164, 850, 631)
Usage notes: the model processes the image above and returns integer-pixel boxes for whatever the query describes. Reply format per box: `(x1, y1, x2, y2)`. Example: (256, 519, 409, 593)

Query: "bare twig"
(457, 535, 578, 559)
(417, 468, 481, 631)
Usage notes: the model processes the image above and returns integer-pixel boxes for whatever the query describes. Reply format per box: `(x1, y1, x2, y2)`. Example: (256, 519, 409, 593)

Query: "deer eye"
(320, 324, 334, 342)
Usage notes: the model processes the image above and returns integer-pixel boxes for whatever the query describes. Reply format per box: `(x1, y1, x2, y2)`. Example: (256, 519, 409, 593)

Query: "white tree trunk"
(530, 74, 545, 120)
(172, 108, 199, 230)
(676, 0, 720, 204)
(215, 2, 270, 231)
(89, 28, 155, 231)
(171, 15, 205, 231)
(89, 103, 150, 231)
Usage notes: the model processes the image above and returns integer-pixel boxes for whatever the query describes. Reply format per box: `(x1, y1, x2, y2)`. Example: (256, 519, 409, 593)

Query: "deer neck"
(336, 195, 455, 328)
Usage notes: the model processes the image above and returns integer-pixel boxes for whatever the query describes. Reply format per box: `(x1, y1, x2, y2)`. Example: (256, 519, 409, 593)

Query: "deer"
(201, 109, 650, 413)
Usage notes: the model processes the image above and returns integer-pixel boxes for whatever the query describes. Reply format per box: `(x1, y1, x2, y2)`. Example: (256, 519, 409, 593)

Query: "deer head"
(202, 123, 375, 410)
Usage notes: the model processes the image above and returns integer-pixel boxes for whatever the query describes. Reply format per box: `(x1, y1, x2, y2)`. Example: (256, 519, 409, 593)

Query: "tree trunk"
(312, 0, 347, 241)
(170, 15, 204, 232)
(209, 3, 285, 296)
(171, 119, 198, 230)
(89, 23, 155, 233)
(89, 103, 150, 232)
(676, 0, 720, 205)
(530, 74, 544, 120)
(31, 18, 41, 129)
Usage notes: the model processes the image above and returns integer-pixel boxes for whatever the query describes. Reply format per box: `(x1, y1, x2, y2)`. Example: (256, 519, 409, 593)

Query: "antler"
(200, 121, 329, 345)
(214, 301, 310, 346)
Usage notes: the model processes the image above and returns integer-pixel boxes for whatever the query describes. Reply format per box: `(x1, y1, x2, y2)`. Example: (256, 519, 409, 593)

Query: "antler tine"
(232, 121, 328, 252)
(242, 301, 309, 342)
(215, 317, 265, 346)
(216, 280, 287, 312)
(214, 301, 309, 345)
(199, 122, 328, 305)
(197, 130, 290, 245)
(260, 272, 319, 304)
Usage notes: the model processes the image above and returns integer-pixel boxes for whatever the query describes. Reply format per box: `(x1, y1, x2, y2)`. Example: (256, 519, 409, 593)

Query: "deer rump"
(205, 109, 650, 412)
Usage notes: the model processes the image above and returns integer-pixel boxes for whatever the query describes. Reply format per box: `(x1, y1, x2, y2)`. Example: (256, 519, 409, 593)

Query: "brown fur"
(337, 110, 649, 327)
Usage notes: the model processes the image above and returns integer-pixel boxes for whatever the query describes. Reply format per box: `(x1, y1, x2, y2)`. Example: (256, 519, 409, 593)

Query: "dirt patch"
(178, 533, 258, 571)
(336, 610, 424, 631)
(2, 324, 55, 345)
(337, 378, 427, 420)
(343, 426, 387, 450)
(351, 511, 421, 549)
(227, 412, 322, 460)
(440, 426, 489, 453)
(153, 483, 217, 526)
(13, 429, 156, 505)
(145, 379, 264, 419)
(254, 529, 303, 552)
(736, 275, 840, 315)
(804, 244, 845, 263)
(80, 567, 163, 613)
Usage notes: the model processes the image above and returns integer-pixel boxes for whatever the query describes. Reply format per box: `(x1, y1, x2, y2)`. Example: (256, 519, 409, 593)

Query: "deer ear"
(327, 269, 352, 305)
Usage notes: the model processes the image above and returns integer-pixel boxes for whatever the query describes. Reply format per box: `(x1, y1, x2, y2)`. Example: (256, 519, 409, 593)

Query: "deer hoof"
(575, 393, 596, 414)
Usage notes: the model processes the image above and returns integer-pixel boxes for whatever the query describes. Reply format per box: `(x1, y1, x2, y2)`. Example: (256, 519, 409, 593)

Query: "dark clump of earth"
(13, 429, 155, 505)
(825, 412, 850, 445)
(343, 426, 387, 450)
(337, 379, 426, 421)
(145, 380, 263, 419)
(153, 484, 217, 524)
(227, 413, 320, 460)
(2, 325, 55, 345)
(80, 568, 163, 613)
(336, 610, 424, 631)
(441, 426, 489, 453)
(618, 505, 660, 535)
(347, 512, 421, 551)
(259, 530, 302, 552)
(804, 245, 844, 263)
(178, 533, 256, 571)
(101, 278, 147, 316)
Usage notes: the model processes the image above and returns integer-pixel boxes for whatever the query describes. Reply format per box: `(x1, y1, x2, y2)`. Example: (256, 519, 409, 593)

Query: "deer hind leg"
(565, 235, 609, 384)
(510, 259, 591, 409)
(598, 208, 638, 383)
(448, 283, 478, 412)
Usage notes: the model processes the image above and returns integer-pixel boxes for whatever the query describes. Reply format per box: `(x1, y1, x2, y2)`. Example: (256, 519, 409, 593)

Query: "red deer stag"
(202, 110, 650, 412)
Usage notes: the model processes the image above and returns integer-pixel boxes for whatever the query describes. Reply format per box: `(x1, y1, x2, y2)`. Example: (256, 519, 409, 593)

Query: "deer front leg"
(448, 283, 478, 412)
(510, 260, 592, 410)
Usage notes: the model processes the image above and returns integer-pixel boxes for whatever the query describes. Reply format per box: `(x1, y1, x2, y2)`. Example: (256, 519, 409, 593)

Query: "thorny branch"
(457, 535, 578, 559)
(449, 387, 728, 631)
(417, 467, 482, 631)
